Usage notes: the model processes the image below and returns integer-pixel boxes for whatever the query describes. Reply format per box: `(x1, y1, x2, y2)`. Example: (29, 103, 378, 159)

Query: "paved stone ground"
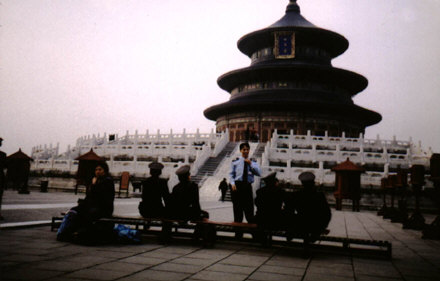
(1, 190, 440, 280)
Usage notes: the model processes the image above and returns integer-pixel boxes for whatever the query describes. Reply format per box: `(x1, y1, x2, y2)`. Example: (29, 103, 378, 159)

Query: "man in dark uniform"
(138, 162, 170, 218)
(0, 138, 6, 220)
(286, 172, 331, 245)
(169, 165, 207, 221)
(255, 172, 285, 230)
(218, 178, 228, 202)
(229, 142, 261, 238)
(168, 165, 208, 242)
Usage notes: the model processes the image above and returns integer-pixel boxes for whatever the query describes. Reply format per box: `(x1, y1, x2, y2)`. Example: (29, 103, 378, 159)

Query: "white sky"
(1, 0, 439, 155)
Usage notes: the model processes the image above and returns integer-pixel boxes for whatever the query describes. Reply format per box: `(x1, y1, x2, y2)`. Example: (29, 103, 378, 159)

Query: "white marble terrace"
(31, 128, 433, 189)
(260, 129, 433, 187)
(31, 129, 229, 179)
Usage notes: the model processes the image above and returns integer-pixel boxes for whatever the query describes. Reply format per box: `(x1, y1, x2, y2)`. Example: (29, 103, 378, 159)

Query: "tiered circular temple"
(204, 0, 381, 142)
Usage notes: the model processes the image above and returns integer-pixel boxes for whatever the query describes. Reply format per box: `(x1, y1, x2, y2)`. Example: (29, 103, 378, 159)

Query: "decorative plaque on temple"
(274, 31, 296, 59)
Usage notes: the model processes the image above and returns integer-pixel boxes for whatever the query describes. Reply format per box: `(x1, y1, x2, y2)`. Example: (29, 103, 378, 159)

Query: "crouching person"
(57, 161, 115, 245)
(167, 165, 209, 242)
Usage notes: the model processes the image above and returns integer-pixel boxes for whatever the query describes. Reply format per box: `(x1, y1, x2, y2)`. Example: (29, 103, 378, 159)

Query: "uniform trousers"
(231, 181, 255, 223)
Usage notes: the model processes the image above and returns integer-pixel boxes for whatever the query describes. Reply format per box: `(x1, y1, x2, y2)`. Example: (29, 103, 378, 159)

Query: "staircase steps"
(191, 142, 237, 185)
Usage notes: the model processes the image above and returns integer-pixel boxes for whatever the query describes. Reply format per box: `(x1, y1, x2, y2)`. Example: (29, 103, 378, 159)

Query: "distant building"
(204, 0, 381, 142)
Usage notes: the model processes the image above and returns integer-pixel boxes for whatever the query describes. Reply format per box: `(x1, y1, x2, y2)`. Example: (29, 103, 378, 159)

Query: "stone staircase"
(252, 142, 265, 159)
(191, 142, 237, 186)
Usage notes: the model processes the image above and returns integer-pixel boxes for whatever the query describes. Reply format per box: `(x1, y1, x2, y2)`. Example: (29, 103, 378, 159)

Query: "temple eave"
(217, 65, 368, 94)
(204, 101, 381, 126)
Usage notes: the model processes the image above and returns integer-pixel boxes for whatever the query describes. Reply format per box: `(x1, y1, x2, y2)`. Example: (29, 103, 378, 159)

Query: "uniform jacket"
(255, 185, 285, 228)
(141, 177, 169, 207)
(140, 177, 170, 217)
(229, 157, 261, 185)
(169, 180, 201, 221)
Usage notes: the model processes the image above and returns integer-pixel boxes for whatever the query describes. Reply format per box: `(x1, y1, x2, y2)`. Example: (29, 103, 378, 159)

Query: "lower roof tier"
(203, 98, 382, 129)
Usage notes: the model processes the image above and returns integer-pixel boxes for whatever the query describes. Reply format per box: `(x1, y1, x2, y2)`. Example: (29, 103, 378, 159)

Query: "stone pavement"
(1, 190, 440, 280)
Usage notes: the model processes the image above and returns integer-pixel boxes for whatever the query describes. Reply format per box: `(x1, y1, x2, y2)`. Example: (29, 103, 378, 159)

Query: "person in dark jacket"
(169, 165, 207, 221)
(255, 172, 286, 244)
(57, 161, 115, 244)
(255, 172, 285, 230)
(168, 165, 208, 242)
(285, 172, 331, 244)
(81, 162, 115, 220)
(218, 178, 229, 202)
(139, 162, 170, 218)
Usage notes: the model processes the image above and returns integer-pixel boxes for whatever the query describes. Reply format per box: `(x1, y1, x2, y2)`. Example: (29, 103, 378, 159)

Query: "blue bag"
(56, 210, 79, 241)
(114, 224, 141, 244)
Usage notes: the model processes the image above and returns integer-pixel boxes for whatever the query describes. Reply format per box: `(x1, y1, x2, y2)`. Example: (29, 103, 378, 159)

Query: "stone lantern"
(403, 164, 426, 230)
(383, 174, 398, 219)
(391, 167, 409, 223)
(377, 177, 389, 216)
(332, 158, 365, 211)
(75, 149, 104, 194)
(6, 149, 33, 194)
(423, 154, 440, 239)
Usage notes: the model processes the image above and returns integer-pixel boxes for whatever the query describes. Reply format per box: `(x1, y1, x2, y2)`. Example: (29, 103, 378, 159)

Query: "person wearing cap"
(229, 142, 261, 234)
(169, 165, 208, 221)
(285, 171, 331, 244)
(138, 162, 170, 218)
(0, 138, 6, 220)
(255, 172, 285, 242)
(168, 165, 208, 242)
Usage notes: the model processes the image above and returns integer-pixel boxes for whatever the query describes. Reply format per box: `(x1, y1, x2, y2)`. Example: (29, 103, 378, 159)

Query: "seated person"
(285, 172, 331, 243)
(168, 165, 208, 221)
(255, 172, 285, 230)
(167, 165, 208, 242)
(57, 161, 115, 244)
(139, 162, 170, 218)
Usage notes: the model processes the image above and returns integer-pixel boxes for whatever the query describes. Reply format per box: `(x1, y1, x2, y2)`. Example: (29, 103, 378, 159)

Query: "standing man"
(218, 178, 228, 202)
(0, 138, 6, 220)
(229, 142, 261, 237)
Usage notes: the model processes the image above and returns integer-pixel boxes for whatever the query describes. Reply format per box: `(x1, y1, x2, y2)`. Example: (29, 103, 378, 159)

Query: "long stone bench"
(51, 215, 392, 257)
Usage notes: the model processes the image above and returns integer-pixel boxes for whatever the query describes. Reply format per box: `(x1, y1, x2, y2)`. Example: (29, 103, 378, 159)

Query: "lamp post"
(383, 174, 397, 219)
(377, 177, 388, 216)
(390, 167, 409, 223)
(403, 165, 426, 230)
(422, 154, 440, 239)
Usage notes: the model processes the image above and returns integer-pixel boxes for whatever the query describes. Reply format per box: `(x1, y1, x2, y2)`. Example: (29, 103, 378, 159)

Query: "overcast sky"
(1, 0, 439, 155)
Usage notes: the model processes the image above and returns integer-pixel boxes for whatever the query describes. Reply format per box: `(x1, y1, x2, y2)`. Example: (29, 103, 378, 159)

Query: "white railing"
(31, 129, 225, 177)
(190, 145, 212, 175)
(212, 129, 229, 157)
(263, 130, 432, 187)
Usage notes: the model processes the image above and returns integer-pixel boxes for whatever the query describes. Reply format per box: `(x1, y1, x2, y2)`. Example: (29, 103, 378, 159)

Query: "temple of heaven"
(204, 0, 382, 142)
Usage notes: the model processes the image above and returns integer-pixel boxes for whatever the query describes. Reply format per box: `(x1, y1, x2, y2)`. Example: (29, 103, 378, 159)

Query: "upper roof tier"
(270, 0, 316, 28)
(237, 0, 349, 58)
